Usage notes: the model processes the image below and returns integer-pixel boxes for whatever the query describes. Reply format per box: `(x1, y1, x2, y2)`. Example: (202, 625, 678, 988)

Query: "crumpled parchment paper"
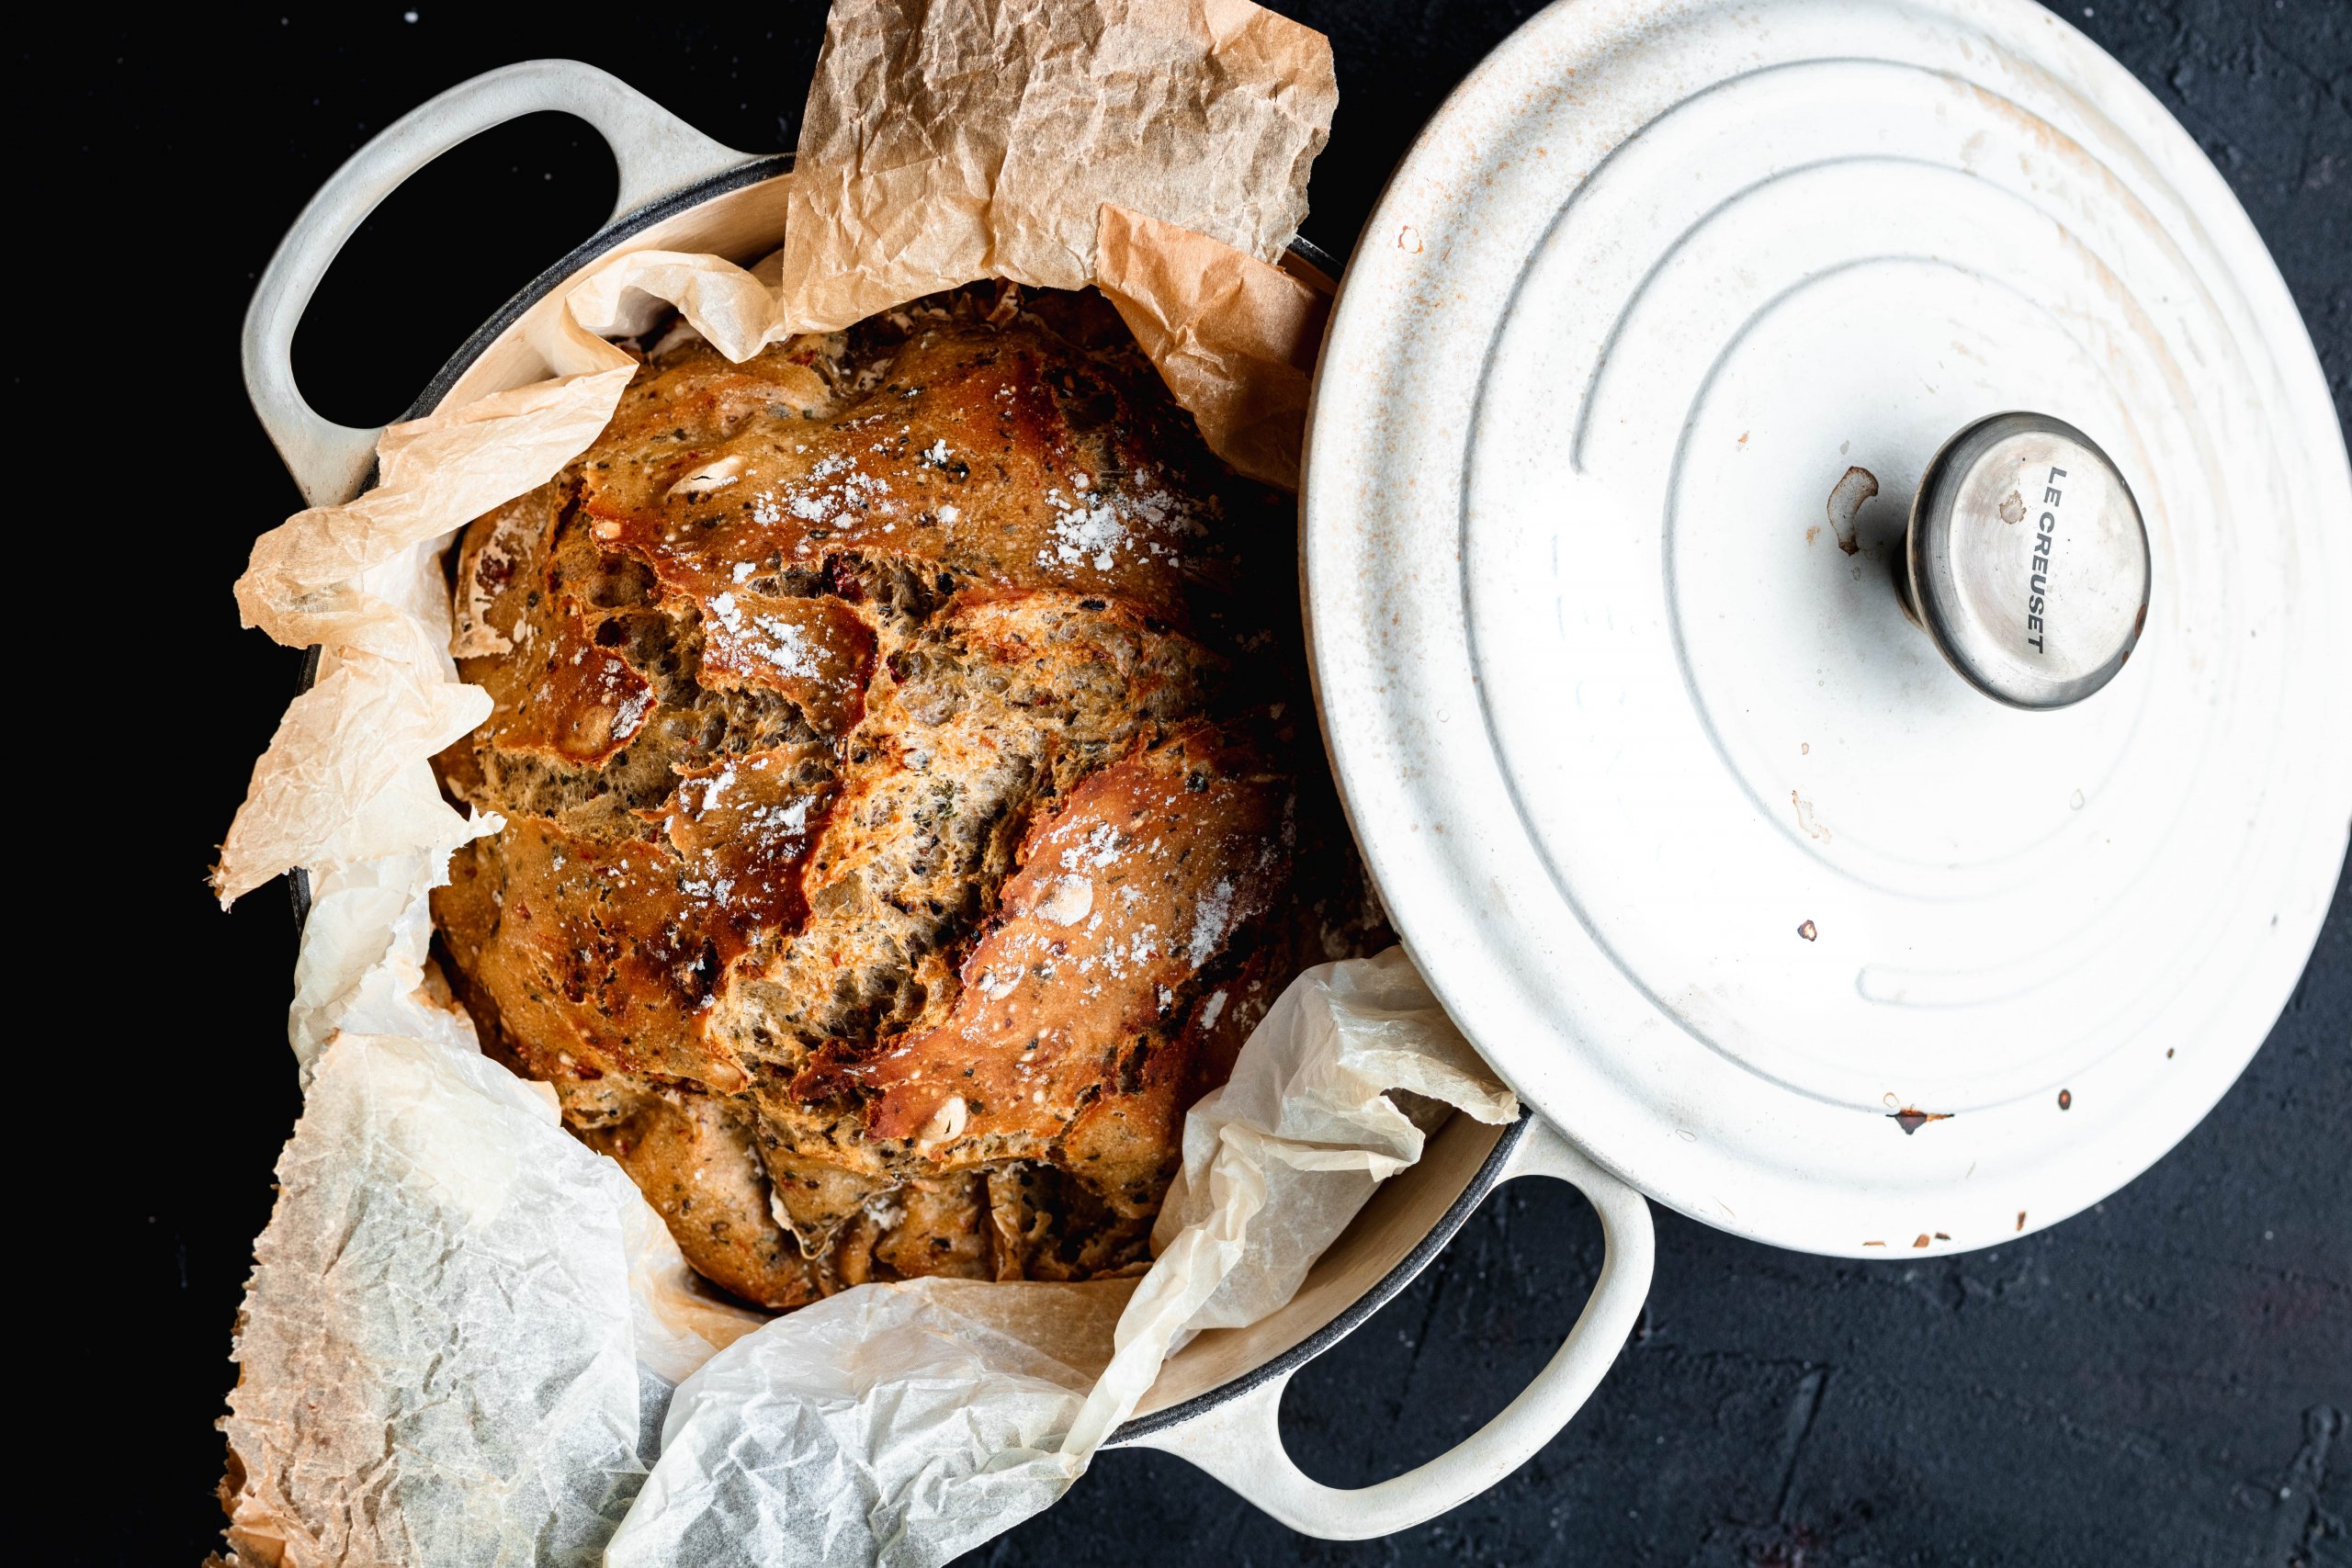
(1093, 202, 1329, 487)
(777, 0, 1334, 332)
(213, 5, 1511, 1564)
(220, 1030, 695, 1567)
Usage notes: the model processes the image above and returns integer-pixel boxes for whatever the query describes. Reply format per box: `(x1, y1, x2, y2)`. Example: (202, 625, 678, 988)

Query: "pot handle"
(1127, 1116, 1653, 1540)
(242, 59, 753, 507)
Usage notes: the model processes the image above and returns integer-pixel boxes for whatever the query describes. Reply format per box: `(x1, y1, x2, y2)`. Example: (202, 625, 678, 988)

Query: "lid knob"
(1897, 412, 2151, 709)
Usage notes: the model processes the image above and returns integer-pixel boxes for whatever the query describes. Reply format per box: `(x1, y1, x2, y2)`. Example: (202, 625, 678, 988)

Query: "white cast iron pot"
(243, 58, 1655, 1543)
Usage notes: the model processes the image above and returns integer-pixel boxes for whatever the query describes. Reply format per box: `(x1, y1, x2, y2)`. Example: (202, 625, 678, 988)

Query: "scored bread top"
(432, 287, 1377, 1310)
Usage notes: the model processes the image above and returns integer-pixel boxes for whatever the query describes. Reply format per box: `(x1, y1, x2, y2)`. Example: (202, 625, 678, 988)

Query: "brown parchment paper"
(209, 5, 1520, 1565)
(777, 0, 1336, 332)
(1094, 202, 1331, 487)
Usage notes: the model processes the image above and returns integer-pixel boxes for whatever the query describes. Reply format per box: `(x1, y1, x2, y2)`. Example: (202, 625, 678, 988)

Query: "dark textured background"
(42, 2, 2346, 1562)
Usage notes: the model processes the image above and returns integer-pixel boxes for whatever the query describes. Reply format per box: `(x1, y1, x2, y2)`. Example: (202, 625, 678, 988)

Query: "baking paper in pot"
(776, 0, 1334, 332)
(1094, 203, 1329, 489)
(218, 1030, 738, 1566)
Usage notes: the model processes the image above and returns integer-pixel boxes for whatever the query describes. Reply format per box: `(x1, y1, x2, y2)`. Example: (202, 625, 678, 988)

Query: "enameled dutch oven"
(244, 58, 1653, 1544)
(247, 0, 2352, 1538)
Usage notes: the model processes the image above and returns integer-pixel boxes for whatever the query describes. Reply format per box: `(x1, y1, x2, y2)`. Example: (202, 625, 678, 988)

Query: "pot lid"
(1303, 0, 2351, 1256)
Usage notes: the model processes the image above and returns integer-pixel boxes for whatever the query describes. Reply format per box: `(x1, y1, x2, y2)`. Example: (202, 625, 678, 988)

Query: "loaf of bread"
(431, 287, 1377, 1309)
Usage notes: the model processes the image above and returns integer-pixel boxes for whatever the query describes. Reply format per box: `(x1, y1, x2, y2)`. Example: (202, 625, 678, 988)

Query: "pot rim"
(1109, 1114, 1526, 1445)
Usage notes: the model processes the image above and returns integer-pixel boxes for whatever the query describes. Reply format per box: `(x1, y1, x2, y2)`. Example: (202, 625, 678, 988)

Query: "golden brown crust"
(430, 286, 1378, 1313)
(483, 605, 658, 765)
(466, 817, 756, 1089)
(577, 318, 1211, 621)
(804, 725, 1288, 1201)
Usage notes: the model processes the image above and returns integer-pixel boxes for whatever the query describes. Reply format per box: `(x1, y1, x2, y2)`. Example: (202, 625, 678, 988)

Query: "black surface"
(38, 2, 2346, 1562)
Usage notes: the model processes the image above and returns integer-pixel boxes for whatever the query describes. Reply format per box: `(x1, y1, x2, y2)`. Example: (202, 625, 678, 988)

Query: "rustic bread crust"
(432, 287, 1378, 1310)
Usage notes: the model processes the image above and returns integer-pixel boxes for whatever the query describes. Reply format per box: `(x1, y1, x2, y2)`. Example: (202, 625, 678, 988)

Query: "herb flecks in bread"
(431, 287, 1378, 1311)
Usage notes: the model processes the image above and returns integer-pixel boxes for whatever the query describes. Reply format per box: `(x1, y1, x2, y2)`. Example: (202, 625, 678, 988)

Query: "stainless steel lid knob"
(1897, 412, 2151, 709)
